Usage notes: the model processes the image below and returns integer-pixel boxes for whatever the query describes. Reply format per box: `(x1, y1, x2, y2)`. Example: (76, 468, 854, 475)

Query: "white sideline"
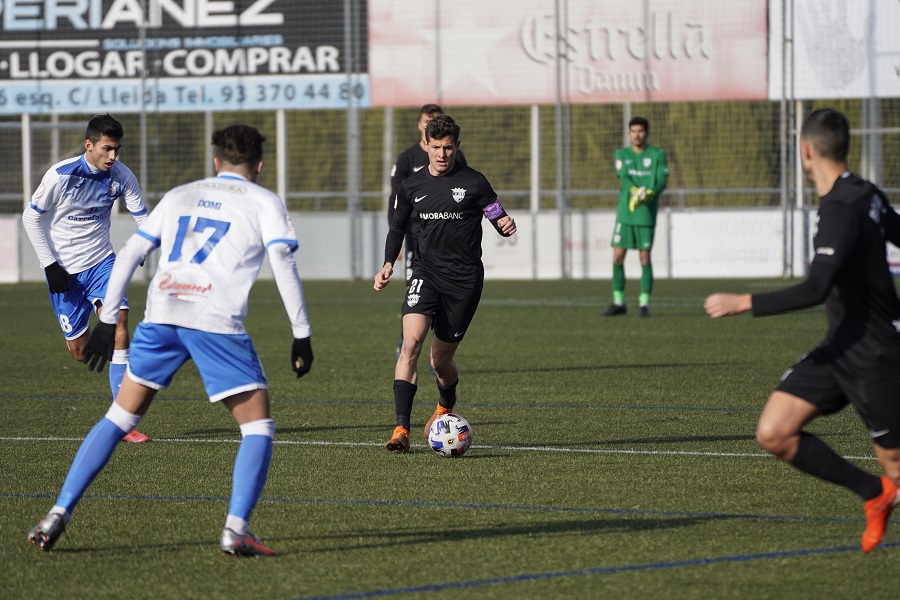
(0, 436, 879, 461)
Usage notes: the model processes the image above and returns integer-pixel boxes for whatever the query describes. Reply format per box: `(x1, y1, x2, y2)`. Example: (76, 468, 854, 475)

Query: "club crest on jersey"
(643, 158, 652, 168)
(406, 291, 420, 307)
(108, 181, 120, 197)
(451, 187, 466, 203)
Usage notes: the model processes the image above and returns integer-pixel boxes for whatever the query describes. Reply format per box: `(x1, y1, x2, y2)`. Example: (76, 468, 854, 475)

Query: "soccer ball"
(427, 413, 473, 457)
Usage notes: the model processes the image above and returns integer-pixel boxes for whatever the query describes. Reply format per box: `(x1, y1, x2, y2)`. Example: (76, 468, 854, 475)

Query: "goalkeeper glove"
(628, 187, 654, 212)
(291, 337, 314, 378)
(45, 262, 70, 293)
(83, 321, 116, 372)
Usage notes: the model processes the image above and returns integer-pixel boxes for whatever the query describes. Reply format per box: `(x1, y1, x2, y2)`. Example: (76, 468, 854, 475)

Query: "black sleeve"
(882, 202, 900, 248)
(388, 152, 412, 227)
(385, 182, 412, 264)
(752, 261, 838, 316)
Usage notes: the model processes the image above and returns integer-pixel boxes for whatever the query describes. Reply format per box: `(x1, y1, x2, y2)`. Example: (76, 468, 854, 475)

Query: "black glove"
(83, 322, 117, 373)
(291, 337, 314, 378)
(45, 262, 70, 293)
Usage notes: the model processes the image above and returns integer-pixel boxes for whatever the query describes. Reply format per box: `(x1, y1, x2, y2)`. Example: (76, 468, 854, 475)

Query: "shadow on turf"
(464, 361, 733, 375)
(297, 516, 715, 553)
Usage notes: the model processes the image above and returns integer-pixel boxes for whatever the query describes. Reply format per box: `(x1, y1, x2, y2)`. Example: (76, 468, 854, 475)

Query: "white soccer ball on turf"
(427, 413, 473, 457)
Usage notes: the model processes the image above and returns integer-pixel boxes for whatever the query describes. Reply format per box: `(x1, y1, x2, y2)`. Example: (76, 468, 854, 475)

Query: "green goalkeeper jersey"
(614, 144, 669, 226)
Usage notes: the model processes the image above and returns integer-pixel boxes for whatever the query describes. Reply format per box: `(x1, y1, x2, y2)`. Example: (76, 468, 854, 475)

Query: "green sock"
(612, 264, 625, 304)
(639, 264, 653, 305)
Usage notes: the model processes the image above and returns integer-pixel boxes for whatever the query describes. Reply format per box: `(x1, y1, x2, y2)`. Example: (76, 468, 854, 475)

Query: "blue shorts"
(49, 254, 128, 340)
(127, 322, 268, 403)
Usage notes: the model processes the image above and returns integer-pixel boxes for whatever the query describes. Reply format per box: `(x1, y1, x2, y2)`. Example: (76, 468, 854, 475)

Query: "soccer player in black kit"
(705, 108, 900, 553)
(374, 114, 517, 452)
(388, 105, 467, 361)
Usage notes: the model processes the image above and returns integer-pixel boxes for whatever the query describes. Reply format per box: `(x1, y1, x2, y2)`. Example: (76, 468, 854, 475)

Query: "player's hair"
(420, 103, 443, 118)
(800, 108, 850, 162)
(211, 124, 266, 166)
(425, 114, 460, 142)
(629, 116, 649, 131)
(85, 114, 124, 143)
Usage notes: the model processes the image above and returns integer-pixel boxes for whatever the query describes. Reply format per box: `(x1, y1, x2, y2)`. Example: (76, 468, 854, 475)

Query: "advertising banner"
(0, 0, 369, 114)
(369, 0, 768, 107)
(769, 0, 900, 100)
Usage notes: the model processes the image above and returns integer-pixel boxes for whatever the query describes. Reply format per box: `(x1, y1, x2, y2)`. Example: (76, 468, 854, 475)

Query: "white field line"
(0, 436, 878, 461)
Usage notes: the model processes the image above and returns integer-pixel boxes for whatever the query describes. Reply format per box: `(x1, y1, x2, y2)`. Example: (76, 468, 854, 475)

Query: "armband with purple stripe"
(482, 198, 506, 221)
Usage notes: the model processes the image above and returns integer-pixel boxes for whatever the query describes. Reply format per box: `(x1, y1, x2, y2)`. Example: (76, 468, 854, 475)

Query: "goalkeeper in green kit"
(603, 116, 669, 317)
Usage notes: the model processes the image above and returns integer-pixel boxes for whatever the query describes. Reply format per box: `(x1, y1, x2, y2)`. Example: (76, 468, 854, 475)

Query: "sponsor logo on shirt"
(452, 187, 466, 203)
(419, 212, 463, 220)
(413, 166, 425, 173)
(816, 247, 836, 256)
(157, 272, 213, 302)
(67, 207, 112, 222)
(414, 195, 427, 203)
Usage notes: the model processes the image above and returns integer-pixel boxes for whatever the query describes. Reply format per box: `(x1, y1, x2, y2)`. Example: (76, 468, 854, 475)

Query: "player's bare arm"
(704, 293, 752, 318)
(374, 262, 394, 291)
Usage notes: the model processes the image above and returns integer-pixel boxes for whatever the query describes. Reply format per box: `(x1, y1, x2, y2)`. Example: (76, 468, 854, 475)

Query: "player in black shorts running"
(705, 108, 900, 553)
(374, 114, 517, 452)
(388, 104, 467, 360)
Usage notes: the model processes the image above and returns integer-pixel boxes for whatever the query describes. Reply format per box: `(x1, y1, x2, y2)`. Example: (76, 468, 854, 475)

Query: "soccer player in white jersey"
(27, 124, 315, 557)
(22, 114, 150, 443)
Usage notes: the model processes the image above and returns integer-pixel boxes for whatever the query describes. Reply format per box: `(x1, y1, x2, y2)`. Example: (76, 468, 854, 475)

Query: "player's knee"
(755, 421, 788, 456)
(65, 339, 86, 362)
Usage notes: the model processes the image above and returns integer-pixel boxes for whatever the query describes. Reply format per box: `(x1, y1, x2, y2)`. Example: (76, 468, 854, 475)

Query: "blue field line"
(2, 491, 887, 526)
(295, 541, 900, 600)
(0, 392, 859, 416)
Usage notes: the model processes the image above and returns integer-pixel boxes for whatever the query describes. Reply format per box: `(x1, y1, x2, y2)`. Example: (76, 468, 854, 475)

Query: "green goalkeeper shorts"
(611, 222, 655, 250)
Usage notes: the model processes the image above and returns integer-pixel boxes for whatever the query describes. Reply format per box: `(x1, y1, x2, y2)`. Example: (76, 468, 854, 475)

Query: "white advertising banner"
(769, 0, 900, 99)
(369, 0, 768, 107)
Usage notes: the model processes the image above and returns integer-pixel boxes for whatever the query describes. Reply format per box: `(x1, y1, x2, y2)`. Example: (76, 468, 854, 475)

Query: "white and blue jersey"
(99, 170, 311, 400)
(23, 154, 147, 273)
(130, 172, 305, 336)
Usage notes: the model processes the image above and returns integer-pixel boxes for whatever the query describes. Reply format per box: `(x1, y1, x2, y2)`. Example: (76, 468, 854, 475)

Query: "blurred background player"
(22, 114, 149, 443)
(704, 108, 900, 553)
(603, 116, 669, 317)
(27, 124, 314, 557)
(388, 104, 467, 361)
(374, 114, 516, 452)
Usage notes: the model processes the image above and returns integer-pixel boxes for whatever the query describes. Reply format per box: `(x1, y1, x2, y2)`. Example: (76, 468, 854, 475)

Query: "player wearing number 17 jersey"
(374, 114, 517, 452)
(28, 125, 314, 557)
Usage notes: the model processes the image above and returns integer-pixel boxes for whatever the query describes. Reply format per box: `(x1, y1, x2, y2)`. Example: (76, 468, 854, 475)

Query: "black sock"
(393, 380, 417, 429)
(437, 379, 458, 409)
(790, 432, 882, 500)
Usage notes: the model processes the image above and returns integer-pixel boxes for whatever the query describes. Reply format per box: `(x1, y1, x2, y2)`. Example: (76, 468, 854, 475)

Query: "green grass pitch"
(0, 279, 896, 598)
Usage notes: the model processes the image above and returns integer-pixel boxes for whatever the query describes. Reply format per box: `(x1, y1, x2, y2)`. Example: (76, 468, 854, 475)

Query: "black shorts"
(776, 349, 900, 448)
(401, 271, 482, 343)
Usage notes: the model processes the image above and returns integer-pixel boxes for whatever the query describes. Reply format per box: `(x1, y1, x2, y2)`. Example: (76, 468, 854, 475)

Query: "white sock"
(225, 515, 248, 535)
(49, 506, 72, 524)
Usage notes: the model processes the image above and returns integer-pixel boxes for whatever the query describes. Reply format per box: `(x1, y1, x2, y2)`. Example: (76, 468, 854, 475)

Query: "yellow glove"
(628, 186, 641, 212)
(629, 187, 654, 211)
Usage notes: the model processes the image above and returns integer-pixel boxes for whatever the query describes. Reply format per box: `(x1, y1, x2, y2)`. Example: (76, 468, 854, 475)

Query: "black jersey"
(387, 143, 467, 231)
(753, 172, 900, 378)
(386, 162, 496, 284)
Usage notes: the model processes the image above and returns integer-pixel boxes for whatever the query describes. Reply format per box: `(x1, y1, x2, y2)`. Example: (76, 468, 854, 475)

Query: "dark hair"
(420, 103, 443, 118)
(425, 114, 460, 143)
(801, 108, 850, 162)
(211, 124, 266, 166)
(628, 116, 649, 131)
(85, 114, 124, 143)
